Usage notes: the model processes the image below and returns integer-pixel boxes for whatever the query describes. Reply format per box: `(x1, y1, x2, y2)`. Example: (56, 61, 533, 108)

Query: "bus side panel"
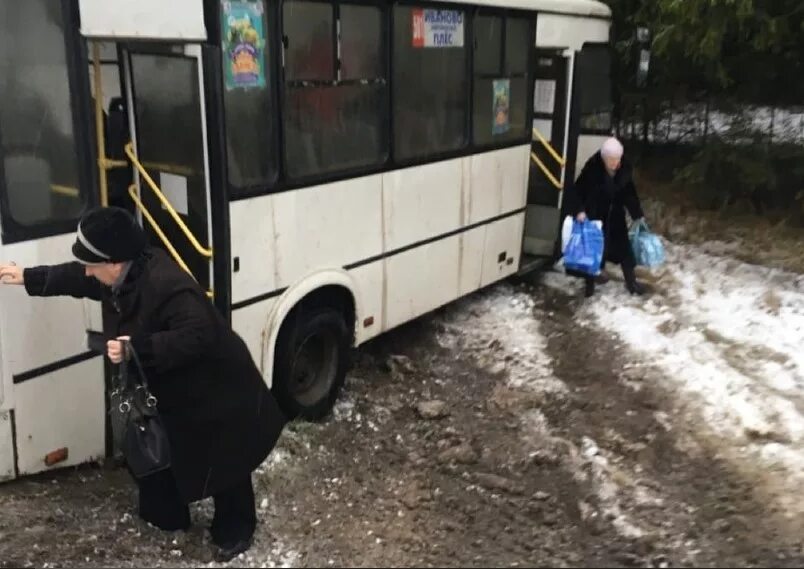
(229, 176, 383, 307)
(383, 160, 463, 251)
(459, 226, 486, 297)
(14, 359, 105, 475)
(536, 13, 609, 51)
(501, 147, 531, 214)
(469, 154, 503, 224)
(273, 176, 383, 285)
(382, 159, 464, 331)
(481, 213, 525, 287)
(385, 235, 461, 332)
(468, 146, 530, 224)
(0, 236, 105, 476)
(231, 297, 279, 380)
(229, 198, 279, 306)
(79, 0, 206, 41)
(0, 411, 14, 481)
(349, 262, 384, 344)
(0, 237, 98, 375)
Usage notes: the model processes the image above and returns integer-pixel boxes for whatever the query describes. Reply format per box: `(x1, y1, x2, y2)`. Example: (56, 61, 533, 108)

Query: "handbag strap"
(120, 339, 158, 408)
(632, 219, 648, 234)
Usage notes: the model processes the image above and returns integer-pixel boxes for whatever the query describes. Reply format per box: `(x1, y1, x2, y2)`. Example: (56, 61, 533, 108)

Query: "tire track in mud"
(535, 283, 804, 568)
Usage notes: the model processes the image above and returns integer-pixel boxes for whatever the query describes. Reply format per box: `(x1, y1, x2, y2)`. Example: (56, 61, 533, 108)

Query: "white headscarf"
(600, 137, 624, 159)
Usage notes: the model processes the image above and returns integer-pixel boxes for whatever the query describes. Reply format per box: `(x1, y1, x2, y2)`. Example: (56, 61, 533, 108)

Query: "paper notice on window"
(533, 79, 556, 114)
(160, 173, 189, 216)
(412, 9, 464, 48)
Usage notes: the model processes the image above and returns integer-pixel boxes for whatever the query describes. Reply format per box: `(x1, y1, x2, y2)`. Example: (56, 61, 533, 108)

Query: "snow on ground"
(639, 105, 804, 144)
(436, 286, 561, 393)
(435, 285, 655, 541)
(543, 240, 804, 511)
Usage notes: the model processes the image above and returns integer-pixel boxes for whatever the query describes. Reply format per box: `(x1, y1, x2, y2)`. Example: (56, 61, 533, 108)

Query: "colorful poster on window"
(492, 79, 511, 135)
(412, 9, 464, 48)
(222, 1, 267, 90)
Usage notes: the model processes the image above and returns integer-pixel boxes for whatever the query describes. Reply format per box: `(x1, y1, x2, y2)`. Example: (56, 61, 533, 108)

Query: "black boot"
(215, 537, 253, 562)
(622, 264, 645, 296)
(584, 277, 595, 298)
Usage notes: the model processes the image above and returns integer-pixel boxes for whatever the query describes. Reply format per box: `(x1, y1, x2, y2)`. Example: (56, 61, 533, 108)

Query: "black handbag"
(109, 340, 171, 478)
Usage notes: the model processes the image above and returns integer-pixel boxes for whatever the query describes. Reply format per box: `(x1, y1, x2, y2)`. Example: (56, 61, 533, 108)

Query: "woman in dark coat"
(0, 207, 286, 561)
(570, 137, 647, 297)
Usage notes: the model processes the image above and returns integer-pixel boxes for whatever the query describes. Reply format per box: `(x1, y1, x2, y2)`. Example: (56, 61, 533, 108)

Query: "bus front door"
(123, 44, 217, 296)
(523, 50, 569, 259)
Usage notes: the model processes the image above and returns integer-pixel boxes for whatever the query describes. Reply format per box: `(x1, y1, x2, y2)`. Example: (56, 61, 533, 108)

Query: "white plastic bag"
(561, 216, 573, 253)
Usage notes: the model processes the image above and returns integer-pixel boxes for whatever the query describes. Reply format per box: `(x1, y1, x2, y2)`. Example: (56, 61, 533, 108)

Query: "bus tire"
(273, 307, 350, 421)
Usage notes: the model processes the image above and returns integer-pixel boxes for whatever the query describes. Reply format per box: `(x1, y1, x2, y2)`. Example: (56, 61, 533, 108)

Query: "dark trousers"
(137, 469, 257, 546)
(585, 256, 638, 295)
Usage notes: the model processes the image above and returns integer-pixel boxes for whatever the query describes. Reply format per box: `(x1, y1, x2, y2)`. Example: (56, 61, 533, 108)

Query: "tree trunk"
(769, 106, 775, 146)
(641, 95, 650, 155)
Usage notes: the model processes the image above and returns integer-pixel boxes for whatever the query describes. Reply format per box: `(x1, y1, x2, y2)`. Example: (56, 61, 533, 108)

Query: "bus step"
(517, 254, 552, 277)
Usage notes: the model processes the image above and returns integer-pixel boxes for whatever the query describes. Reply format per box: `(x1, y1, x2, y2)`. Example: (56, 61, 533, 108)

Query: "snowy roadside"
(433, 286, 663, 545)
(543, 240, 804, 518)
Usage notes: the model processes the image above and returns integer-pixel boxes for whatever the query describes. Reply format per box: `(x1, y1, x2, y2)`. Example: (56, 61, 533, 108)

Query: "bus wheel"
(274, 308, 350, 421)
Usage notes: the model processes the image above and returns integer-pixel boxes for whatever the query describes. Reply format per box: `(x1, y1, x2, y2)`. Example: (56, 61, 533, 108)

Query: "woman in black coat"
(0, 207, 286, 561)
(570, 137, 647, 297)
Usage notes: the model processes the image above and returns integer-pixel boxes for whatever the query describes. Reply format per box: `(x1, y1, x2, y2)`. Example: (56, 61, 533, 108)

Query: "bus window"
(282, 1, 387, 180)
(576, 44, 613, 134)
(283, 1, 335, 82)
(505, 17, 530, 75)
(393, 5, 468, 161)
(221, 0, 278, 193)
(472, 14, 531, 147)
(340, 4, 383, 81)
(0, 0, 85, 230)
(474, 15, 503, 75)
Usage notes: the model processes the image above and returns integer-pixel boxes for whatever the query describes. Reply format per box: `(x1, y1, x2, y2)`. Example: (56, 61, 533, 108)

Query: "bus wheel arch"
(266, 275, 358, 420)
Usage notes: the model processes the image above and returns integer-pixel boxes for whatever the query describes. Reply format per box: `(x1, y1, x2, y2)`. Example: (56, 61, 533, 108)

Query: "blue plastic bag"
(564, 220, 604, 276)
(630, 219, 665, 268)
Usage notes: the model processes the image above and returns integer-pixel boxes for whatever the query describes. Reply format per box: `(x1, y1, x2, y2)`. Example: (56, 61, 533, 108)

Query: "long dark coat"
(569, 151, 644, 266)
(24, 248, 286, 503)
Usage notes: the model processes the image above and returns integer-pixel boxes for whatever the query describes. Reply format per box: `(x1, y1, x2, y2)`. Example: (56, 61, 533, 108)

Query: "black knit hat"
(72, 207, 146, 264)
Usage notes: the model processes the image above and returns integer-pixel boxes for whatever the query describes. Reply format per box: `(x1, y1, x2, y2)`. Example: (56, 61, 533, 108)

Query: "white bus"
(0, 0, 613, 480)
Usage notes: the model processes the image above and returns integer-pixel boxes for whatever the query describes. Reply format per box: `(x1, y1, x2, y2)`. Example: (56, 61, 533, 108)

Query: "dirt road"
(0, 273, 802, 567)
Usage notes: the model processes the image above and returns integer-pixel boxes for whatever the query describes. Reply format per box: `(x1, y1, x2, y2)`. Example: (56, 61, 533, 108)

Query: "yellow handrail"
(128, 185, 192, 275)
(92, 43, 129, 207)
(50, 184, 80, 198)
(530, 126, 567, 191)
(124, 142, 212, 259)
(531, 152, 563, 190)
(532, 127, 566, 167)
(127, 184, 214, 299)
(93, 44, 108, 207)
(141, 162, 194, 177)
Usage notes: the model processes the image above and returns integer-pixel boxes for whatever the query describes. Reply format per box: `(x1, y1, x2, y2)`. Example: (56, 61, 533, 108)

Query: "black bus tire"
(273, 308, 350, 421)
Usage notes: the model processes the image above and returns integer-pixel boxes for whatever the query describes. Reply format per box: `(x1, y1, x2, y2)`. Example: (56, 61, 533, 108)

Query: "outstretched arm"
(0, 262, 103, 301)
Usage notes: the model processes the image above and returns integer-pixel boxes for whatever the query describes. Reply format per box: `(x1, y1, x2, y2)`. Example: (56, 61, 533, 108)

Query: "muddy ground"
(0, 278, 802, 568)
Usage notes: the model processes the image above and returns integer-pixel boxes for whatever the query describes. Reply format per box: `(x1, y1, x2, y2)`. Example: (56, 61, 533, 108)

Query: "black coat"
(24, 248, 286, 502)
(569, 151, 644, 265)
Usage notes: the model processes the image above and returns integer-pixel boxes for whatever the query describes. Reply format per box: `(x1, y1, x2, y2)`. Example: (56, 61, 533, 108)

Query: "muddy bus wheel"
(273, 307, 350, 421)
